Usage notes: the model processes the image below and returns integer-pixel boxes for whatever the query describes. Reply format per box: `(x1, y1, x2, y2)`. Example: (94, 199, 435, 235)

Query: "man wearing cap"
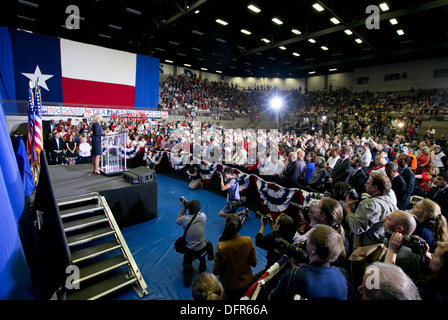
(395, 146, 417, 171)
(430, 145, 447, 173)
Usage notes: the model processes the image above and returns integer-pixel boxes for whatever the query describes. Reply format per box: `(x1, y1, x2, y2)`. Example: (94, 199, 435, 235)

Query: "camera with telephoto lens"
(255, 211, 273, 224)
(289, 202, 310, 216)
(348, 188, 360, 200)
(180, 196, 190, 208)
(273, 238, 309, 263)
(385, 230, 427, 254)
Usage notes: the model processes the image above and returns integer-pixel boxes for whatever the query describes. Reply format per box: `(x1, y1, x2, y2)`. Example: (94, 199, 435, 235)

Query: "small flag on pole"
(33, 78, 43, 163)
(26, 80, 37, 163)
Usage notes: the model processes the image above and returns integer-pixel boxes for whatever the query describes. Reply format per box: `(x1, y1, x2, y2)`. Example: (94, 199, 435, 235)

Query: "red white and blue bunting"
(145, 149, 319, 215)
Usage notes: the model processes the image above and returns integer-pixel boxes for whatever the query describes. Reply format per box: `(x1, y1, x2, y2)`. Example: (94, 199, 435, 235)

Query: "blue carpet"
(112, 173, 267, 300)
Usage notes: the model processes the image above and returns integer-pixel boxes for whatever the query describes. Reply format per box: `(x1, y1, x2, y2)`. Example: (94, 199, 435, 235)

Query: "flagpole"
(33, 77, 44, 184)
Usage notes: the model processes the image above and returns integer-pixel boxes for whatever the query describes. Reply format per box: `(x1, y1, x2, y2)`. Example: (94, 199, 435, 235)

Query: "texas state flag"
(9, 29, 159, 109)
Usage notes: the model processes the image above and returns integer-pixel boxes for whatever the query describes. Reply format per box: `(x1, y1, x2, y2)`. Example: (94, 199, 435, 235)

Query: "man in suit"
(328, 145, 353, 189)
(50, 131, 65, 165)
(276, 151, 302, 187)
(348, 157, 367, 196)
(385, 162, 407, 210)
(425, 171, 448, 219)
(397, 155, 416, 209)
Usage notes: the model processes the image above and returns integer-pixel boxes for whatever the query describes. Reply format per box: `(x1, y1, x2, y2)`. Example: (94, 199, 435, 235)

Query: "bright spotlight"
(271, 97, 283, 110)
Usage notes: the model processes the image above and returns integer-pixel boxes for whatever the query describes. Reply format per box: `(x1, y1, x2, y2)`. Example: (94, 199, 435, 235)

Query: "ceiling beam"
(158, 0, 209, 30)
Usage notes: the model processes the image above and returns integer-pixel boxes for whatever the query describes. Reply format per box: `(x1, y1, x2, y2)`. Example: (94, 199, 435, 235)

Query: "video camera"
(385, 230, 427, 254)
(255, 211, 273, 224)
(273, 238, 309, 263)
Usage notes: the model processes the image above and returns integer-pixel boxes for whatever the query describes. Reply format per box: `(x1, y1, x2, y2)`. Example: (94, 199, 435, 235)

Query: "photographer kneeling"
(176, 198, 211, 287)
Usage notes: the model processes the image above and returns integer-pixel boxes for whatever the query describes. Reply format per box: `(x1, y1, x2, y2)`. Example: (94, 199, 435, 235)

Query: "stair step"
(71, 239, 122, 264)
(67, 226, 115, 247)
(59, 204, 104, 219)
(74, 255, 129, 284)
(63, 214, 110, 232)
(57, 194, 100, 206)
(66, 272, 137, 300)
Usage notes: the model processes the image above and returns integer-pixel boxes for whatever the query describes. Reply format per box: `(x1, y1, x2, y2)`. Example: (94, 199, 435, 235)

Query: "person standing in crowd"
(328, 145, 353, 187)
(385, 162, 407, 210)
(345, 172, 398, 249)
(269, 225, 349, 300)
(50, 131, 65, 165)
(91, 113, 105, 175)
(65, 134, 77, 165)
(191, 272, 224, 300)
(213, 214, 257, 300)
(78, 136, 92, 164)
(348, 157, 367, 197)
(425, 171, 448, 219)
(176, 199, 208, 287)
(412, 199, 448, 252)
(358, 262, 421, 300)
(430, 145, 447, 173)
(397, 155, 416, 210)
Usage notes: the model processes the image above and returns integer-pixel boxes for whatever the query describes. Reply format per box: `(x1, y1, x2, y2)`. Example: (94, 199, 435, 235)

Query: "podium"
(100, 132, 127, 175)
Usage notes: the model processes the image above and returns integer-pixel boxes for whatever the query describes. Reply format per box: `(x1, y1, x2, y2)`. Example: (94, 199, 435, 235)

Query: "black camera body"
(273, 238, 309, 263)
(348, 188, 360, 200)
(385, 230, 426, 254)
(289, 202, 310, 216)
(255, 211, 273, 224)
(180, 196, 190, 209)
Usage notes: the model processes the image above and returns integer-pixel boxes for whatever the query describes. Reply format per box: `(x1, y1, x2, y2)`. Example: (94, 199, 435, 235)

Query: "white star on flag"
(22, 65, 54, 91)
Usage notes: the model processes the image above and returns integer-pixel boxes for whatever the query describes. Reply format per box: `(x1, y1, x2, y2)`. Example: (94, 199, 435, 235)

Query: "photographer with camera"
(383, 210, 424, 282)
(255, 212, 296, 274)
(176, 198, 211, 287)
(269, 225, 350, 300)
(218, 167, 250, 220)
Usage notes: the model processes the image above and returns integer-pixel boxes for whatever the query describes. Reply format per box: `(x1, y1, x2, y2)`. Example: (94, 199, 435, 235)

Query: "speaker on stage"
(123, 166, 157, 184)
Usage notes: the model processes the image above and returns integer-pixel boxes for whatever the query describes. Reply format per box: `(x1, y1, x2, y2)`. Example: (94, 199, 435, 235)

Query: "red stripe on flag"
(61, 77, 135, 107)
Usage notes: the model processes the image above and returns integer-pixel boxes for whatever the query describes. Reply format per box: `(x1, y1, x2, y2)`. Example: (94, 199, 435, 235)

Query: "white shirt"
(326, 155, 340, 169)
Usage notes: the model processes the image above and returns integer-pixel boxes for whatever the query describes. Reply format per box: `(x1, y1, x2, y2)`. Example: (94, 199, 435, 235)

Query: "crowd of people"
(40, 74, 448, 301)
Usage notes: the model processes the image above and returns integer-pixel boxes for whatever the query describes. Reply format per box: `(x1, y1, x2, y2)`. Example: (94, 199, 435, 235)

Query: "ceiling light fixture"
(344, 29, 353, 35)
(291, 29, 301, 35)
(184, 64, 191, 67)
(397, 29, 404, 35)
(355, 38, 363, 44)
(272, 18, 283, 25)
(308, 38, 316, 43)
(292, 52, 300, 57)
(18, 0, 38, 8)
(125, 8, 142, 15)
(165, 60, 173, 63)
(261, 38, 271, 43)
(329, 68, 337, 71)
(312, 3, 324, 12)
(241, 29, 251, 35)
(309, 71, 316, 74)
(279, 46, 287, 50)
(248, 4, 261, 13)
(379, 3, 389, 11)
(330, 17, 340, 24)
(216, 19, 228, 26)
(389, 18, 398, 25)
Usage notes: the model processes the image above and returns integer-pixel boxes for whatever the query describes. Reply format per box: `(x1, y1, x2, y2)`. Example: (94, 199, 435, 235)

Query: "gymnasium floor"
(111, 173, 267, 300)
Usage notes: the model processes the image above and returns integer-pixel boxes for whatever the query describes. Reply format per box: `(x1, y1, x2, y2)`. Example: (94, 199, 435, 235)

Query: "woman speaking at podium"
(91, 113, 105, 175)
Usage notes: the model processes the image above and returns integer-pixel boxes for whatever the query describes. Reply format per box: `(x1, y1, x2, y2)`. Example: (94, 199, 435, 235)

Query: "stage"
(47, 164, 158, 228)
